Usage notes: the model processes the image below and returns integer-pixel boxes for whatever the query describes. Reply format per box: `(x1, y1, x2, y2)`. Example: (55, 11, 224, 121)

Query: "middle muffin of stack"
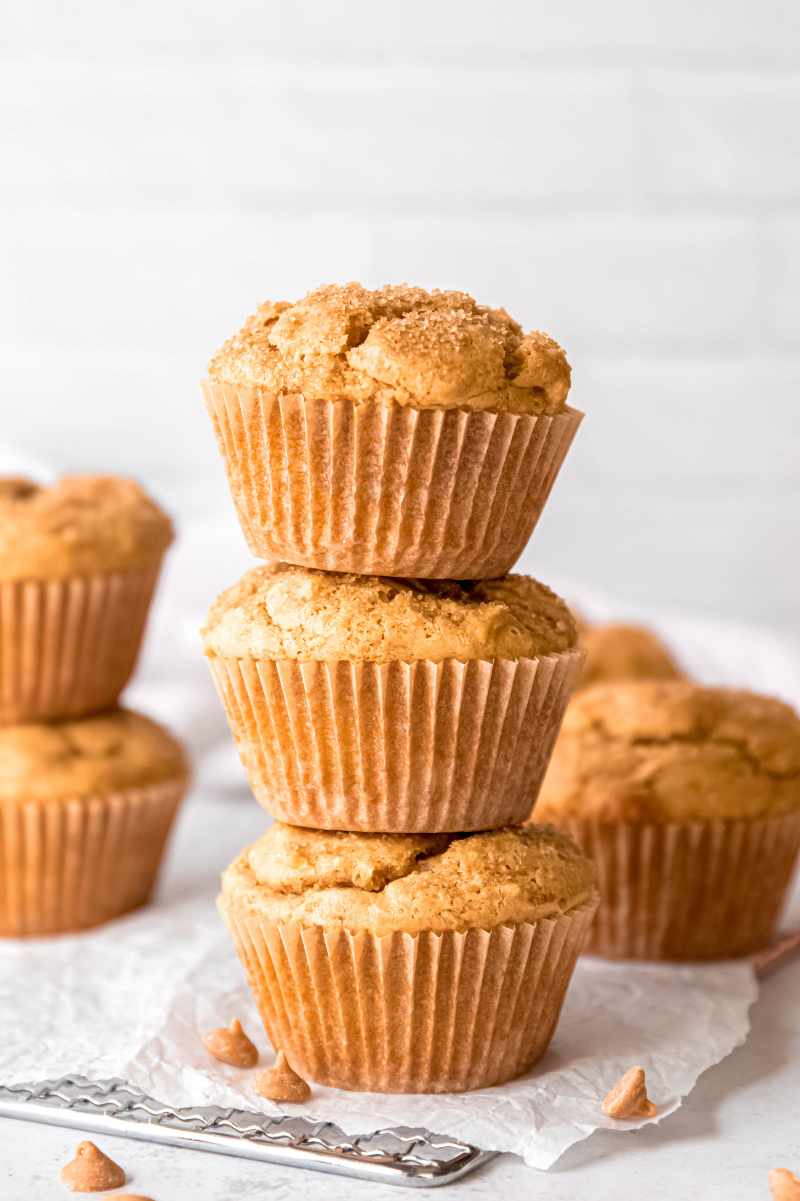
(202, 283, 596, 1094)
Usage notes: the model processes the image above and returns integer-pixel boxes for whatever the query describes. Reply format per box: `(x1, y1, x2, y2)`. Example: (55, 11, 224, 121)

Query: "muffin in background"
(220, 821, 598, 1093)
(578, 622, 685, 690)
(0, 476, 173, 723)
(0, 708, 188, 936)
(202, 563, 584, 833)
(533, 680, 800, 960)
(203, 282, 582, 579)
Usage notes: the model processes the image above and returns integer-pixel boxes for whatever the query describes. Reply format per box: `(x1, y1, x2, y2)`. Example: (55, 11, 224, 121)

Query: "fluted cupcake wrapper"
(221, 895, 598, 1093)
(559, 813, 800, 961)
(207, 650, 584, 833)
(0, 776, 187, 937)
(0, 560, 163, 724)
(203, 381, 583, 579)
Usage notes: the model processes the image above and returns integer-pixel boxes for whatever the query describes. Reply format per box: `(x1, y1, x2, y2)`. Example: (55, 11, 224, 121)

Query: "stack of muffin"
(0, 476, 188, 936)
(201, 283, 601, 1093)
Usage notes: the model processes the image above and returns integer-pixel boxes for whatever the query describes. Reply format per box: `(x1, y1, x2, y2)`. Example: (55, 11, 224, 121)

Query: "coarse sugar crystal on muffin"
(0, 709, 188, 936)
(220, 822, 598, 1092)
(533, 680, 800, 960)
(0, 475, 174, 723)
(203, 283, 582, 577)
(202, 565, 584, 832)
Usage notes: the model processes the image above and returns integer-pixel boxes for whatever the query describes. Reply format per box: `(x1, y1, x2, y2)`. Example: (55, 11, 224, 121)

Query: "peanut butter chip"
(770, 1169, 800, 1201)
(113, 1196, 156, 1201)
(254, 1051, 311, 1103)
(202, 1018, 259, 1068)
(60, 1141, 126, 1192)
(601, 1067, 657, 1120)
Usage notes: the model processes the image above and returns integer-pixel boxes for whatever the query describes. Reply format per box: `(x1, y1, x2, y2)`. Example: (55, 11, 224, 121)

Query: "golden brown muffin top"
(579, 622, 685, 690)
(535, 680, 800, 823)
(207, 282, 571, 414)
(220, 822, 596, 935)
(0, 476, 173, 579)
(202, 563, 578, 663)
(0, 709, 188, 803)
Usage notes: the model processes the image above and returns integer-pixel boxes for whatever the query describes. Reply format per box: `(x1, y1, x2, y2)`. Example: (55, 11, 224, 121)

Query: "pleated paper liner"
(0, 559, 163, 724)
(558, 813, 800, 961)
(221, 893, 598, 1094)
(203, 381, 583, 579)
(0, 776, 187, 937)
(207, 649, 584, 833)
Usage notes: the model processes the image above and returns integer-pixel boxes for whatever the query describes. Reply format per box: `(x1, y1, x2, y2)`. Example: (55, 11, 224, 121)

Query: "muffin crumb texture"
(0, 475, 173, 578)
(579, 622, 684, 689)
(536, 680, 800, 822)
(202, 563, 578, 662)
(0, 709, 187, 802)
(222, 822, 596, 935)
(208, 282, 571, 414)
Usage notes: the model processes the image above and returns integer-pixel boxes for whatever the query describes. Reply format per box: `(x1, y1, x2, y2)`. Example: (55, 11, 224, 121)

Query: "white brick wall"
(1, 0, 798, 627)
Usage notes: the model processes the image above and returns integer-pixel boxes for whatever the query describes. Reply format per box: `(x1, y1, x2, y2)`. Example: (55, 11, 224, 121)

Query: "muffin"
(0, 708, 188, 935)
(202, 563, 583, 832)
(534, 680, 800, 960)
(578, 622, 685, 690)
(0, 476, 173, 723)
(220, 821, 598, 1093)
(203, 283, 582, 578)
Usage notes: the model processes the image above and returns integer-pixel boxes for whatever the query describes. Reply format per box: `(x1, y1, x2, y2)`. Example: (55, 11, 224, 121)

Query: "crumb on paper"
(601, 1066, 657, 1120)
(60, 1141, 126, 1192)
(254, 1051, 312, 1103)
(202, 1018, 259, 1068)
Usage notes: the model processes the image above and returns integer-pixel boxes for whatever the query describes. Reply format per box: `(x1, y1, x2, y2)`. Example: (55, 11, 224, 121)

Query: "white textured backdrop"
(2, 1, 799, 626)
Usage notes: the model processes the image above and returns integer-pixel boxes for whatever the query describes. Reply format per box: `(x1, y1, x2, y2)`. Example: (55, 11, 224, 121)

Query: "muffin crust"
(579, 623, 684, 690)
(202, 564, 578, 663)
(221, 822, 596, 935)
(536, 680, 800, 822)
(0, 709, 188, 802)
(208, 283, 571, 415)
(0, 476, 173, 578)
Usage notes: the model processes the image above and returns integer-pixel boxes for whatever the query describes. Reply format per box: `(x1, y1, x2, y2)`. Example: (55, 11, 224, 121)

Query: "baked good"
(533, 681, 800, 959)
(203, 283, 582, 577)
(0, 476, 173, 723)
(0, 708, 188, 935)
(578, 622, 684, 690)
(220, 821, 598, 1092)
(202, 564, 583, 832)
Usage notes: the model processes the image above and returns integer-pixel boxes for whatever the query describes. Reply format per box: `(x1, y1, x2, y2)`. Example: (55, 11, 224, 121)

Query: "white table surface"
(2, 792, 799, 1201)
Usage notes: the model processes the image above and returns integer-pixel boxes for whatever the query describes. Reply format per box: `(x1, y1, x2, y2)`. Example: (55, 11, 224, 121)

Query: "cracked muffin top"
(220, 821, 596, 934)
(0, 709, 188, 802)
(578, 623, 685, 690)
(0, 476, 173, 578)
(535, 680, 800, 822)
(202, 563, 578, 662)
(207, 282, 572, 414)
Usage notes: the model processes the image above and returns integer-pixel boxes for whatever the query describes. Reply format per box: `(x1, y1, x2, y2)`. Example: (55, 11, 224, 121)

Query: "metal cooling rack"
(0, 1075, 495, 1188)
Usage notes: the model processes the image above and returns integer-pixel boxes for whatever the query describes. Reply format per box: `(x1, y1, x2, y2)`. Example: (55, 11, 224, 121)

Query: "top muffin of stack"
(202, 282, 585, 835)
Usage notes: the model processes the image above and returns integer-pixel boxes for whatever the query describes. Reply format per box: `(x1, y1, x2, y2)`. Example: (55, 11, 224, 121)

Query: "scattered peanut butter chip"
(770, 1169, 800, 1201)
(112, 1196, 156, 1201)
(601, 1066, 657, 1120)
(202, 1018, 259, 1068)
(254, 1051, 311, 1103)
(60, 1141, 126, 1192)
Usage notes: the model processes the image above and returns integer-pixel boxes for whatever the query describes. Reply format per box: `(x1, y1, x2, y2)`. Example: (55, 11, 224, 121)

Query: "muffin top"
(202, 563, 578, 662)
(207, 282, 571, 415)
(0, 709, 188, 803)
(535, 680, 800, 822)
(579, 622, 685, 690)
(0, 476, 173, 579)
(220, 822, 596, 935)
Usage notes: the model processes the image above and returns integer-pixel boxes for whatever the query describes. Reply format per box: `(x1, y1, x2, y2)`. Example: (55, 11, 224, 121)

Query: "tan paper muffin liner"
(207, 649, 584, 832)
(221, 893, 598, 1093)
(203, 381, 583, 578)
(0, 559, 163, 724)
(0, 776, 187, 937)
(558, 813, 800, 961)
